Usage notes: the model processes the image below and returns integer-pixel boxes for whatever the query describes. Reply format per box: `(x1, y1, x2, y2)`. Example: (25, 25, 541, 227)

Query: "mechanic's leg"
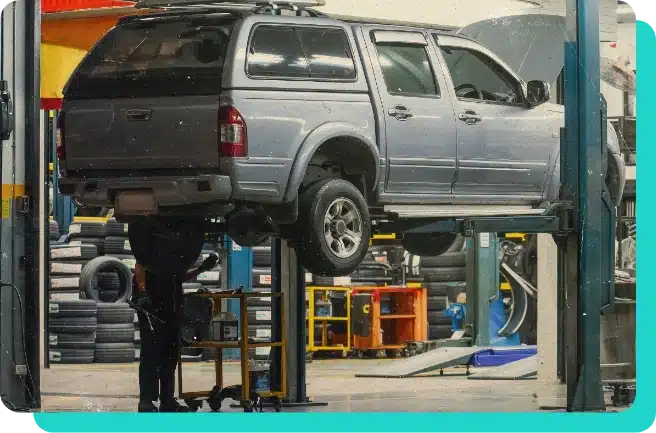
(137, 310, 159, 412)
(158, 280, 189, 412)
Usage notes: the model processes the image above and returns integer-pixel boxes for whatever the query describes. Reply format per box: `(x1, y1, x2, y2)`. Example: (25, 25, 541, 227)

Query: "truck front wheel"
(128, 221, 205, 276)
(296, 178, 370, 277)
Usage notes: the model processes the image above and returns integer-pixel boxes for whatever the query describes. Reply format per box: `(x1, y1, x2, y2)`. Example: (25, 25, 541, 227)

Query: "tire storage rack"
(48, 218, 226, 365)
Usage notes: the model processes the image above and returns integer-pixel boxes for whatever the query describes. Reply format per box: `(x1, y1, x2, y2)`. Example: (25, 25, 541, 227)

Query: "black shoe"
(159, 400, 190, 413)
(138, 401, 158, 413)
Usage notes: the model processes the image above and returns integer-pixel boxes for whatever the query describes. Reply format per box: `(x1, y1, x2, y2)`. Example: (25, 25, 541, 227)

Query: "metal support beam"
(272, 238, 306, 403)
(563, 0, 605, 411)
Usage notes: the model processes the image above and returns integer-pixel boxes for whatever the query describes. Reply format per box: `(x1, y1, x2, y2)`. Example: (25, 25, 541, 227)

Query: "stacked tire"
(249, 239, 273, 361)
(48, 300, 97, 365)
(104, 219, 136, 271)
(50, 244, 99, 301)
(68, 221, 107, 257)
(94, 303, 136, 363)
(49, 219, 61, 242)
(418, 235, 467, 341)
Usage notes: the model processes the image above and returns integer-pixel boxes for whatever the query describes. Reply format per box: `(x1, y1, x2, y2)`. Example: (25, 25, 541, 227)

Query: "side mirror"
(0, 80, 14, 140)
(526, 80, 550, 107)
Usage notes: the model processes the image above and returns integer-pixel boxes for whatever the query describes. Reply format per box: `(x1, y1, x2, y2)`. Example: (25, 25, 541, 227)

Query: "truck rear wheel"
(296, 178, 370, 277)
(128, 222, 205, 276)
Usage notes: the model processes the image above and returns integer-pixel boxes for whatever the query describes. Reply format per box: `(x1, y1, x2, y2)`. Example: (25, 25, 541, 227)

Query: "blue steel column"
(224, 237, 252, 360)
(564, 0, 605, 411)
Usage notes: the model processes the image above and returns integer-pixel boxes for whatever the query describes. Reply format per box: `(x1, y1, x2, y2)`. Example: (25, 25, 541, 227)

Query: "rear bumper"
(58, 174, 233, 208)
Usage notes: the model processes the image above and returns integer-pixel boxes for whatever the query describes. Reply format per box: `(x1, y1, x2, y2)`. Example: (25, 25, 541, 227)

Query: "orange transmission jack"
(350, 286, 427, 358)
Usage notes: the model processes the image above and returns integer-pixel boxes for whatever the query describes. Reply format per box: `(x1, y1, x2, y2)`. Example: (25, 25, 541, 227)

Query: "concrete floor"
(40, 359, 546, 412)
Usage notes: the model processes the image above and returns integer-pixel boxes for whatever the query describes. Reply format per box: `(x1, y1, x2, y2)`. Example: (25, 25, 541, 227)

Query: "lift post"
(561, 0, 606, 411)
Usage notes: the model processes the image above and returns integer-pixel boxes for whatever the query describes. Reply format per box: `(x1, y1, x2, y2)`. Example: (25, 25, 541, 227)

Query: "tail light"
(56, 111, 66, 161)
(219, 106, 248, 157)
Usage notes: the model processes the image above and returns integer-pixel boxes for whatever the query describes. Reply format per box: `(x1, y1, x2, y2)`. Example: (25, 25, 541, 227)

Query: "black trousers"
(137, 279, 182, 403)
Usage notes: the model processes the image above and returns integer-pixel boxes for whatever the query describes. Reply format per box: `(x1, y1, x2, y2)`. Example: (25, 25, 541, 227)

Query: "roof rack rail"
(134, 0, 326, 9)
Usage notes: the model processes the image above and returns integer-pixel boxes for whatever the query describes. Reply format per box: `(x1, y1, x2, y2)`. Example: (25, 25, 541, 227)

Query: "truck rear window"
(64, 18, 235, 99)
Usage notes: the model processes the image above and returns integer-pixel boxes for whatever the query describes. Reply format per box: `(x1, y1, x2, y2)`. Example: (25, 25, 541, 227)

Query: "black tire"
(50, 316, 98, 333)
(106, 218, 129, 237)
(427, 296, 448, 311)
(97, 303, 134, 324)
(421, 267, 467, 283)
(80, 256, 133, 303)
(49, 220, 61, 240)
(95, 343, 136, 363)
(49, 333, 96, 350)
(427, 310, 452, 326)
(197, 270, 221, 285)
(96, 324, 135, 343)
(128, 222, 205, 276)
(247, 307, 272, 325)
(252, 268, 272, 288)
(182, 282, 203, 292)
(50, 260, 87, 276)
(446, 235, 466, 253)
(49, 300, 97, 318)
(50, 244, 97, 261)
(104, 237, 132, 255)
(108, 254, 136, 270)
(69, 238, 105, 256)
(312, 275, 335, 287)
(50, 277, 82, 291)
(68, 221, 107, 238)
(96, 272, 121, 291)
(424, 281, 466, 301)
(428, 324, 453, 340)
(247, 295, 272, 308)
(402, 233, 458, 257)
(420, 252, 466, 268)
(49, 349, 94, 364)
(296, 179, 371, 277)
(253, 247, 272, 267)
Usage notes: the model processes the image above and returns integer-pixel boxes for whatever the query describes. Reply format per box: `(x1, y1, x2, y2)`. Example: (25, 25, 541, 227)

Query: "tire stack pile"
(48, 300, 97, 365)
(68, 220, 107, 257)
(104, 219, 136, 271)
(249, 239, 273, 361)
(49, 220, 61, 243)
(418, 236, 467, 341)
(94, 303, 136, 363)
(50, 243, 99, 301)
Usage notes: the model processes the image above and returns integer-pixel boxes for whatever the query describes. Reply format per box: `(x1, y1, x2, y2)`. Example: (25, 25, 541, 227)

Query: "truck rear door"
(61, 16, 236, 173)
(361, 28, 457, 200)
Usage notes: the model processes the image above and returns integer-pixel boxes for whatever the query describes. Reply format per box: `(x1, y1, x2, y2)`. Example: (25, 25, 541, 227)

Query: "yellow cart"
(306, 286, 351, 357)
(177, 291, 286, 412)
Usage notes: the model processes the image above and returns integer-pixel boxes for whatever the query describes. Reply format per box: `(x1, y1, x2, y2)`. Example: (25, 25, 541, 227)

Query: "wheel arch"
(283, 122, 380, 201)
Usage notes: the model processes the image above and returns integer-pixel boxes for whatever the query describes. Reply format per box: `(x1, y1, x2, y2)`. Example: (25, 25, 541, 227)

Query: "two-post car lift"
(262, 0, 614, 412)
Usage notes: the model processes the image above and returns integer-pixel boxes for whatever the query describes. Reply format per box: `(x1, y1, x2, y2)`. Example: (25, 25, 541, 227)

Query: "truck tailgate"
(63, 96, 220, 171)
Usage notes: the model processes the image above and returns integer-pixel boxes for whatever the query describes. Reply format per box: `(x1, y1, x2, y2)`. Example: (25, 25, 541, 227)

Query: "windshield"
(64, 18, 235, 99)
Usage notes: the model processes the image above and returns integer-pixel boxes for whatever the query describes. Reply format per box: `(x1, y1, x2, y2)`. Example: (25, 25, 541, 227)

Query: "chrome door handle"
(458, 111, 482, 125)
(388, 105, 413, 120)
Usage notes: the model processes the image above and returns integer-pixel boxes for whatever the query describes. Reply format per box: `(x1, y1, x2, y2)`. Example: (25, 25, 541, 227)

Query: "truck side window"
(247, 26, 356, 80)
(439, 46, 521, 104)
(247, 26, 310, 78)
(375, 43, 439, 96)
(296, 28, 356, 79)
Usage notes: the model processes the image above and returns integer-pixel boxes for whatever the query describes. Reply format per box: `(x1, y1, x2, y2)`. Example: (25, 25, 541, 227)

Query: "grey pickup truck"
(57, 0, 625, 277)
